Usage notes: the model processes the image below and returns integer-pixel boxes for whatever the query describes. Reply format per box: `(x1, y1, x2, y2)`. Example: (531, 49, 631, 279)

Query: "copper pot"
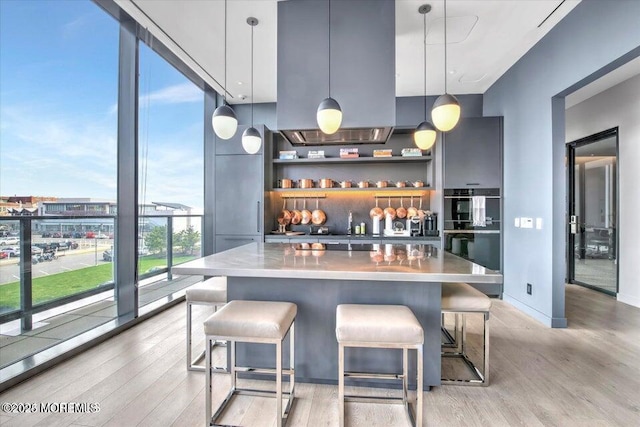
(298, 179, 314, 189)
(279, 178, 293, 189)
(407, 196, 418, 218)
(300, 199, 312, 225)
(412, 180, 425, 188)
(376, 180, 388, 188)
(357, 181, 370, 188)
(339, 181, 352, 188)
(319, 178, 334, 189)
(395, 181, 406, 188)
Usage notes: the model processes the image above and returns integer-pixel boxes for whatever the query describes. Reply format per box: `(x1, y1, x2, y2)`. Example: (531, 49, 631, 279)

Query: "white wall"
(566, 74, 640, 307)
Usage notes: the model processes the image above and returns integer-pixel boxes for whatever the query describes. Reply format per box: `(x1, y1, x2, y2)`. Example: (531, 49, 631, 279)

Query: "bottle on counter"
(348, 210, 353, 235)
(360, 222, 366, 235)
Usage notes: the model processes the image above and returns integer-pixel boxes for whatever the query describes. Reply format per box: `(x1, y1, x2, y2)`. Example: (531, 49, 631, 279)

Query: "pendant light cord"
(251, 21, 254, 127)
(423, 11, 427, 120)
(328, 0, 331, 97)
(223, 0, 227, 103)
(443, 0, 448, 94)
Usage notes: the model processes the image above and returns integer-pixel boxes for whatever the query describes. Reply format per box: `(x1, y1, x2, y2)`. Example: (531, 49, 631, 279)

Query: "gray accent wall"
(566, 74, 640, 308)
(483, 0, 640, 326)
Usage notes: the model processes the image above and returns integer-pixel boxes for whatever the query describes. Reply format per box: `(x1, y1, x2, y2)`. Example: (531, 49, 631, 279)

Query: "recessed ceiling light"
(237, 81, 243, 85)
(448, 69, 456, 75)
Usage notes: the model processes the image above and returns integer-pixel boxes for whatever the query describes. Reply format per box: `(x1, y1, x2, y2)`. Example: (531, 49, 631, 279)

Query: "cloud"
(108, 82, 203, 115)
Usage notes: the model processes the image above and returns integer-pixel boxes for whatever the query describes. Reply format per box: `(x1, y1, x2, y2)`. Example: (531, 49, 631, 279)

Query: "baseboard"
(503, 294, 567, 328)
(617, 293, 640, 308)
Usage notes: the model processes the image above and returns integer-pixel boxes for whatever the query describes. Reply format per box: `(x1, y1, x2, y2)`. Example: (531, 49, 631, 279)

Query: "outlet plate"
(527, 283, 532, 295)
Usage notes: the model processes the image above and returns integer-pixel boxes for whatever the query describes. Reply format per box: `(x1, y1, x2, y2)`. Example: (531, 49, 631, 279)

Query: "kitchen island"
(173, 242, 502, 388)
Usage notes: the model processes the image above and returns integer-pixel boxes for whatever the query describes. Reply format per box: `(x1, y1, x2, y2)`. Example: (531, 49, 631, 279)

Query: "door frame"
(566, 127, 619, 295)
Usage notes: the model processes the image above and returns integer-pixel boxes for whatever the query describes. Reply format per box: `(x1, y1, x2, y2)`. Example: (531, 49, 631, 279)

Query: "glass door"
(567, 128, 618, 295)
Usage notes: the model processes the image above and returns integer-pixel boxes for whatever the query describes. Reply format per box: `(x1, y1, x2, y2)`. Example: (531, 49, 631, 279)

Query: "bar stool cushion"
(336, 304, 423, 345)
(442, 282, 491, 312)
(204, 300, 297, 340)
(186, 277, 227, 304)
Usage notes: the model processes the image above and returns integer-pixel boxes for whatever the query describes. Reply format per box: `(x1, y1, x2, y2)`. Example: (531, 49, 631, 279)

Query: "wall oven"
(443, 188, 501, 271)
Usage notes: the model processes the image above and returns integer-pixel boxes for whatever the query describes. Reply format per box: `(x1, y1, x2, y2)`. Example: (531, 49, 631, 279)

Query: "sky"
(0, 0, 205, 209)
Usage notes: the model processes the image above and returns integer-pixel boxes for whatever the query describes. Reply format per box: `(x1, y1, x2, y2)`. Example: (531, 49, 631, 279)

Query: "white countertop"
(172, 242, 502, 284)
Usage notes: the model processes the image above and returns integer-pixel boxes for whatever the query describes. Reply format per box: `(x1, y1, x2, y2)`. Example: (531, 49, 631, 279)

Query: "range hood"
(281, 127, 393, 146)
(277, 0, 396, 146)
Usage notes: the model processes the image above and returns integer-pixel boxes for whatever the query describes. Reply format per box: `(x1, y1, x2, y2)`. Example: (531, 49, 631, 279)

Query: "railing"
(0, 214, 203, 329)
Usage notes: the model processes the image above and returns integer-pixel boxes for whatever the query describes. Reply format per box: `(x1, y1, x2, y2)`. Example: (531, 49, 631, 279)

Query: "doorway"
(567, 128, 618, 295)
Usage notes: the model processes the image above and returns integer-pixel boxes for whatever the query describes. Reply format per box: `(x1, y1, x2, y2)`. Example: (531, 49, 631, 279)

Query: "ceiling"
(117, 0, 582, 105)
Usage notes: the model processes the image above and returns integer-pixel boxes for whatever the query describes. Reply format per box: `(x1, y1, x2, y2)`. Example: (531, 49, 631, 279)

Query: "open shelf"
(271, 187, 432, 194)
(273, 156, 431, 165)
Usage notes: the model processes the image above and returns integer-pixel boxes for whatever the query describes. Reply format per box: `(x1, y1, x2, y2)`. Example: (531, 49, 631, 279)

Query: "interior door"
(567, 128, 618, 295)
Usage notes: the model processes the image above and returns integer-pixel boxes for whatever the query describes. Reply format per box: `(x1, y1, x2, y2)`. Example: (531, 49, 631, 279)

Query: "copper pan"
(277, 199, 292, 226)
(290, 198, 302, 225)
(383, 196, 396, 220)
(301, 198, 312, 225)
(369, 198, 384, 220)
(396, 197, 407, 219)
(311, 198, 326, 225)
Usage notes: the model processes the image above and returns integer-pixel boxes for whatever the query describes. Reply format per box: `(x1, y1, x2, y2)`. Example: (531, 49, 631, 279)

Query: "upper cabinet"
(276, 0, 395, 131)
(443, 117, 503, 189)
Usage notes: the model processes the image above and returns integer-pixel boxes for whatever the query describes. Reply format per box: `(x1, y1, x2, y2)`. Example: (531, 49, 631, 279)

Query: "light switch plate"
(514, 217, 520, 227)
(535, 218, 543, 229)
(521, 217, 533, 229)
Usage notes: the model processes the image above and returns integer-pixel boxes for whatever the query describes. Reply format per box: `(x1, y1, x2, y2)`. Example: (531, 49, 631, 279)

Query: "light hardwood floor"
(1, 284, 639, 426)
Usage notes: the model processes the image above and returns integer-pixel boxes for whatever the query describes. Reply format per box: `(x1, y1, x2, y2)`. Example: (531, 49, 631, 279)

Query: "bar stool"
(204, 300, 297, 427)
(185, 277, 227, 371)
(441, 282, 491, 386)
(336, 304, 423, 427)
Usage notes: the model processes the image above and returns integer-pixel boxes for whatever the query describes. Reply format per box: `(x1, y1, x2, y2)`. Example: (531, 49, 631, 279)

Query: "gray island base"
(172, 242, 502, 389)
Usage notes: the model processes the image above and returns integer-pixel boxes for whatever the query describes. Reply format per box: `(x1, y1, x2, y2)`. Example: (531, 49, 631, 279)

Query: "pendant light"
(414, 4, 437, 151)
(242, 17, 262, 154)
(212, 0, 238, 140)
(316, 0, 342, 135)
(431, 0, 460, 132)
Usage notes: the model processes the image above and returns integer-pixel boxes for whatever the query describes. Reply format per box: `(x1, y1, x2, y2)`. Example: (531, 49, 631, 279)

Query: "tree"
(174, 226, 200, 255)
(145, 225, 167, 254)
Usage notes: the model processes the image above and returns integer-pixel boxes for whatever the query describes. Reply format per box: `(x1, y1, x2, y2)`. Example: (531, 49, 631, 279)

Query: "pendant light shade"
(212, 0, 238, 140)
(243, 17, 262, 154)
(317, 0, 342, 135)
(242, 126, 262, 154)
(414, 120, 437, 150)
(212, 104, 238, 140)
(432, 93, 461, 132)
(415, 4, 437, 151)
(431, 0, 461, 132)
(317, 97, 343, 135)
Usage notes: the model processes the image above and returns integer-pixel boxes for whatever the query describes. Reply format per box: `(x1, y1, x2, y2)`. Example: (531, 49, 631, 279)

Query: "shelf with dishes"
(272, 187, 432, 193)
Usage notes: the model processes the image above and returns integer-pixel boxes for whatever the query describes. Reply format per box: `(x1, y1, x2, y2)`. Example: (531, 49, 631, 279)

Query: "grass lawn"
(0, 255, 195, 312)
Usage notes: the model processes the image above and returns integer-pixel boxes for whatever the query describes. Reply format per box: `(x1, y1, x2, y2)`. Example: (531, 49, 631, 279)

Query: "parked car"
(85, 231, 96, 239)
(65, 240, 79, 250)
(0, 236, 19, 245)
(1, 247, 20, 257)
(62, 232, 73, 238)
(73, 232, 84, 239)
(96, 233, 109, 239)
(102, 249, 113, 262)
(52, 232, 62, 238)
(0, 252, 7, 260)
(41, 232, 52, 238)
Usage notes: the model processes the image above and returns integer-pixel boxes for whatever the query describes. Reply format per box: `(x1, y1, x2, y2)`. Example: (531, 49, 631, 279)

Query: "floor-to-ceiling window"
(0, 0, 119, 368)
(136, 43, 205, 308)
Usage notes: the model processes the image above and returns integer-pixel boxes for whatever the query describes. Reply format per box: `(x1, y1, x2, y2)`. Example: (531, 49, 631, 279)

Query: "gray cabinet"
(214, 125, 266, 252)
(443, 117, 502, 189)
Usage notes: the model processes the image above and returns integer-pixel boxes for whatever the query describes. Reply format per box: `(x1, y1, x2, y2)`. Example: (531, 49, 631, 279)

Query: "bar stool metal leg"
(338, 342, 345, 427)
